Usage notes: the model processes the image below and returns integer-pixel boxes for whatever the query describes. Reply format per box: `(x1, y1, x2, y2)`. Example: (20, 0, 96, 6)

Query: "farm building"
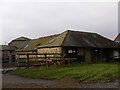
(0, 45, 16, 63)
(36, 30, 119, 63)
(15, 30, 119, 65)
(8, 36, 31, 50)
(16, 34, 59, 55)
(15, 34, 60, 66)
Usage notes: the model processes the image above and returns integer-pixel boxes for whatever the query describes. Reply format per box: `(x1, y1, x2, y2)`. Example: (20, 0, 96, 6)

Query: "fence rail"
(17, 53, 63, 55)
(17, 53, 77, 67)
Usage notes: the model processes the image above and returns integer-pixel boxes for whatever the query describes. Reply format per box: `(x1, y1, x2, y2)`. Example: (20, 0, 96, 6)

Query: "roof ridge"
(38, 34, 60, 39)
(66, 30, 96, 34)
(11, 36, 31, 41)
(95, 33, 114, 42)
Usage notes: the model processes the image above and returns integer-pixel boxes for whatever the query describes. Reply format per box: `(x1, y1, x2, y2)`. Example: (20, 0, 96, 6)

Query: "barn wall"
(78, 48, 92, 63)
(62, 47, 92, 63)
(37, 47, 62, 54)
(61, 48, 65, 55)
(37, 47, 62, 60)
(16, 51, 37, 59)
(104, 49, 114, 61)
(16, 51, 27, 59)
(84, 48, 92, 64)
(78, 48, 84, 56)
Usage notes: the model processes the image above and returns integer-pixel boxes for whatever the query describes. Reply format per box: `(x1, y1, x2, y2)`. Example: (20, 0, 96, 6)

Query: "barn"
(37, 30, 119, 63)
(15, 30, 119, 65)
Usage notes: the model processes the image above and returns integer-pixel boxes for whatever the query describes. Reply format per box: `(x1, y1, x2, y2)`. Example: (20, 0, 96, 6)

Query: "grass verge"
(10, 63, 119, 83)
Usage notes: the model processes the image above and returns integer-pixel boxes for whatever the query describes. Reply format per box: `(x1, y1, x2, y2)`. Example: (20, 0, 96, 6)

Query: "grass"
(10, 62, 119, 83)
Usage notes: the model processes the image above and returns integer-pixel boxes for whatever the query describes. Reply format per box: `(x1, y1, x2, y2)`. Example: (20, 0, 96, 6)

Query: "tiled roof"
(18, 30, 119, 51)
(62, 30, 118, 48)
(20, 34, 59, 51)
(13, 36, 31, 41)
(8, 36, 31, 50)
(38, 31, 68, 47)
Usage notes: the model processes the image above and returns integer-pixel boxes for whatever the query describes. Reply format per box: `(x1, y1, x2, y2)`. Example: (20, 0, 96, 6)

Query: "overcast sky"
(1, 0, 119, 45)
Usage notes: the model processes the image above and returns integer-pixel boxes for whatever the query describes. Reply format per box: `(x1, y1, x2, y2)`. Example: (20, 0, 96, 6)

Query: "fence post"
(26, 53, 29, 68)
(17, 54, 20, 67)
(45, 53, 47, 59)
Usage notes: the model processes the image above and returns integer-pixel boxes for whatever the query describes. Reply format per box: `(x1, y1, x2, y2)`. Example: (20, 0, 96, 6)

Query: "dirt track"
(2, 73, 120, 88)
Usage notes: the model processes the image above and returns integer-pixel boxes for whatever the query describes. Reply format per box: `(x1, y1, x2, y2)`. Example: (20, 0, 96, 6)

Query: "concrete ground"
(2, 73, 120, 88)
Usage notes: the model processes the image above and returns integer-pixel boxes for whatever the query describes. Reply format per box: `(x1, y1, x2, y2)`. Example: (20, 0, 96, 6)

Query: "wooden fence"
(16, 53, 77, 67)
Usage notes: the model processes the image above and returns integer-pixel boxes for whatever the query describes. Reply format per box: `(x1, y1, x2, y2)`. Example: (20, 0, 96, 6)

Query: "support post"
(26, 53, 29, 68)
(100, 49, 103, 62)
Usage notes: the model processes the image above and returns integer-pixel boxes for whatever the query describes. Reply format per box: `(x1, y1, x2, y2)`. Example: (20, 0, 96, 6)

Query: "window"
(94, 49, 98, 52)
(68, 49, 76, 53)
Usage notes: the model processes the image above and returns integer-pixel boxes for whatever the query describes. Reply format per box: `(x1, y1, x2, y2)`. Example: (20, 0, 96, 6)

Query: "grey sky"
(1, 1, 118, 45)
